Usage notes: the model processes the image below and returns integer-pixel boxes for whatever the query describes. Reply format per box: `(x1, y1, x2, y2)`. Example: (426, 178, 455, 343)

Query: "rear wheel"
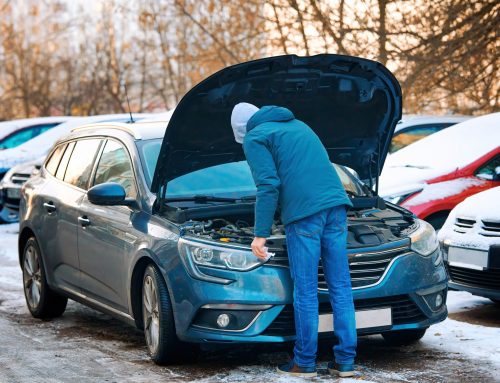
(22, 237, 67, 318)
(142, 264, 182, 364)
(382, 328, 427, 345)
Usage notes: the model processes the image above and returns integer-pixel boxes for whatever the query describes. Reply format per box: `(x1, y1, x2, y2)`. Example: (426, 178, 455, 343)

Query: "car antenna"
(124, 82, 135, 123)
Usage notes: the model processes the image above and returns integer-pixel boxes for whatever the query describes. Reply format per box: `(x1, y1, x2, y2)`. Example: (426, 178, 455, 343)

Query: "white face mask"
(231, 102, 259, 143)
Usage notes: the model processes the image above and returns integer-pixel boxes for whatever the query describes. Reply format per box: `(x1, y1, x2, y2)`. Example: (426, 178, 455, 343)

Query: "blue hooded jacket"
(243, 105, 353, 237)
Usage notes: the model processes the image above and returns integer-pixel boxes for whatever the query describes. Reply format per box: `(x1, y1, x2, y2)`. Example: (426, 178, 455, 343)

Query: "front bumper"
(167, 244, 448, 343)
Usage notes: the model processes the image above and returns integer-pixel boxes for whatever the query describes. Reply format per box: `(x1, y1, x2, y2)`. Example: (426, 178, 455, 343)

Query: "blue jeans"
(285, 205, 356, 367)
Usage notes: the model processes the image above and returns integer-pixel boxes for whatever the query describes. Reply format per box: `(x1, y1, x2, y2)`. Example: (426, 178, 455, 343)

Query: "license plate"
(318, 307, 392, 332)
(448, 246, 488, 270)
(6, 188, 21, 199)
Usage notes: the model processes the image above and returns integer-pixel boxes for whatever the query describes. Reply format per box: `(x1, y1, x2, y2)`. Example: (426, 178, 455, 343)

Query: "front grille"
(448, 265, 500, 290)
(10, 173, 30, 184)
(480, 220, 500, 237)
(263, 295, 426, 336)
(267, 245, 410, 289)
(453, 217, 476, 233)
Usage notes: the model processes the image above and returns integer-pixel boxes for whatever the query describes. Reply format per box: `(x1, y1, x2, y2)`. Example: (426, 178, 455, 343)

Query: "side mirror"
(88, 182, 132, 206)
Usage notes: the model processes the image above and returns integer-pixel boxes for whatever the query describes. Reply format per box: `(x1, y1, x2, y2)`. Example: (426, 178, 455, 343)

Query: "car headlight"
(410, 219, 439, 256)
(0, 167, 14, 184)
(386, 189, 422, 205)
(179, 239, 264, 271)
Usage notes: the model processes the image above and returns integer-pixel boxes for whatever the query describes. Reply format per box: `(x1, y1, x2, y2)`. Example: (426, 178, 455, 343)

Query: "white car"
(438, 186, 500, 303)
(389, 115, 470, 154)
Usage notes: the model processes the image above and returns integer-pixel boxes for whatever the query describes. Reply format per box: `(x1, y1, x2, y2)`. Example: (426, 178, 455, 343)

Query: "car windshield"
(137, 138, 367, 198)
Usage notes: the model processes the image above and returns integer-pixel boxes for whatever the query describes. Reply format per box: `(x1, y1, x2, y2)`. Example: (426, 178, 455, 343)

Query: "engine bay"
(176, 203, 416, 249)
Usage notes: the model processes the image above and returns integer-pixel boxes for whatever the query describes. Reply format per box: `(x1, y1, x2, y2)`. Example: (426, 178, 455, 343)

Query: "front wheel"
(382, 328, 427, 346)
(22, 237, 67, 318)
(142, 264, 182, 364)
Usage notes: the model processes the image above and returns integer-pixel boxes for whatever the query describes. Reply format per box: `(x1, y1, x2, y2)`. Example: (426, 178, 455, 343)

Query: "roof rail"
(71, 123, 142, 139)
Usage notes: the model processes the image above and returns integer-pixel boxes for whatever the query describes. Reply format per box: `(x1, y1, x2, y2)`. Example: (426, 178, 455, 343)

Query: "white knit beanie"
(231, 102, 259, 144)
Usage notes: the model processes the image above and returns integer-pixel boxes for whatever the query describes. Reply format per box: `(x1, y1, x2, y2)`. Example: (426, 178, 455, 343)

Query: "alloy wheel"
(143, 275, 160, 354)
(23, 244, 42, 309)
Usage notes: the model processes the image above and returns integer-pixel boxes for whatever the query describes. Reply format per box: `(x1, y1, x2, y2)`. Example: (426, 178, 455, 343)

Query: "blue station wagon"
(19, 55, 448, 364)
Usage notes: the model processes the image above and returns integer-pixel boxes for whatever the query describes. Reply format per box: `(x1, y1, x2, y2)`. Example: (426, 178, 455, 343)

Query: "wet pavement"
(1, 223, 499, 383)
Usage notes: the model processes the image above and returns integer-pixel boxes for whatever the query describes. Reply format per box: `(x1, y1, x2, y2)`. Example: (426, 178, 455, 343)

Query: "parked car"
(389, 115, 470, 154)
(0, 117, 69, 179)
(380, 113, 500, 229)
(0, 159, 42, 223)
(19, 55, 447, 364)
(439, 186, 500, 303)
(0, 114, 151, 223)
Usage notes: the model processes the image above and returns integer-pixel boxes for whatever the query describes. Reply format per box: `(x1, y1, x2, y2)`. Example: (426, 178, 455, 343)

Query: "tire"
(425, 212, 449, 230)
(382, 328, 427, 346)
(22, 237, 67, 318)
(142, 264, 184, 364)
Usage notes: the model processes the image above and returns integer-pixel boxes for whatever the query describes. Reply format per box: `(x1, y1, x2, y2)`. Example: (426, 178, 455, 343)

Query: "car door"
(39, 138, 103, 292)
(77, 139, 140, 311)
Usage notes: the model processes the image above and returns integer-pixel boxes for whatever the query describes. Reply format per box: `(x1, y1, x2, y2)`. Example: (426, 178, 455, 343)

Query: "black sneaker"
(327, 361, 355, 377)
(277, 360, 317, 378)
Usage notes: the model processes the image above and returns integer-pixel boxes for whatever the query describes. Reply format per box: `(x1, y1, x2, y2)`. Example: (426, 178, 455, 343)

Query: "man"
(230, 102, 357, 378)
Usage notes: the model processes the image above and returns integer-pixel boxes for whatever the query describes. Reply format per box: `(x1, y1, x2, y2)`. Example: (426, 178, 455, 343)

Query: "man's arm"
(243, 134, 280, 241)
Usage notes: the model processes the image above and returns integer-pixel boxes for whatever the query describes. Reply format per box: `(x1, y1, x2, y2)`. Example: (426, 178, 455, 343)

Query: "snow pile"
(422, 291, 500, 368)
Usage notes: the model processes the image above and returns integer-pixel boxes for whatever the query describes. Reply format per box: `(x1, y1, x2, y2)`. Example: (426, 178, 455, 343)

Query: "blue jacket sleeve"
(243, 134, 280, 238)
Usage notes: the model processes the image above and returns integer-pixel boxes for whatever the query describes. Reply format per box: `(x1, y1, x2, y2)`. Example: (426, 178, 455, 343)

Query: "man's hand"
(251, 237, 267, 260)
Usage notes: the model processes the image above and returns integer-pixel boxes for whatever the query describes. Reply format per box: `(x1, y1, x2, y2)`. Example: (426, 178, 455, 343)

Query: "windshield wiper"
(164, 195, 256, 204)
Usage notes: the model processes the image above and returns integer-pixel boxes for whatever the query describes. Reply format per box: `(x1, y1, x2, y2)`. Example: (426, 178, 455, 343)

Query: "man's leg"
(284, 211, 324, 368)
(321, 205, 357, 365)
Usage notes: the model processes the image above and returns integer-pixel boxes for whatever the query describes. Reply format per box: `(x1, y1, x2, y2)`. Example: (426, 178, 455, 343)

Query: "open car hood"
(151, 54, 402, 193)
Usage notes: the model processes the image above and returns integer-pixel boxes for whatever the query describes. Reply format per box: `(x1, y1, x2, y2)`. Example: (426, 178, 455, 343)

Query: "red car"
(380, 113, 500, 229)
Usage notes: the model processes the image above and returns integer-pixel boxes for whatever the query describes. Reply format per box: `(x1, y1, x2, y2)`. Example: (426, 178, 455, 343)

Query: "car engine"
(179, 204, 416, 249)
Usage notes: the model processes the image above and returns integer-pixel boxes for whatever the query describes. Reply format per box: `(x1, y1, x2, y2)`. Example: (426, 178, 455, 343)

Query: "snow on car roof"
(386, 112, 499, 172)
(0, 116, 70, 140)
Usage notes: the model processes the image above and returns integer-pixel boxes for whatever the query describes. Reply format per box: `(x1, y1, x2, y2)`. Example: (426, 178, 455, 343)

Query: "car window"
(475, 154, 500, 181)
(93, 140, 137, 198)
(45, 143, 67, 176)
(63, 139, 102, 189)
(390, 124, 450, 153)
(55, 141, 75, 180)
(0, 123, 58, 150)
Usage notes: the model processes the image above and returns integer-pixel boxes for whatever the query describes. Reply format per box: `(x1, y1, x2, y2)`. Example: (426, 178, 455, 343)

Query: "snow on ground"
(0, 223, 499, 382)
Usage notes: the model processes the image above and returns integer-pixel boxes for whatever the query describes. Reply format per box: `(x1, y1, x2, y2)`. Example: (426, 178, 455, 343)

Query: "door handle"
(78, 216, 91, 227)
(43, 201, 56, 213)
